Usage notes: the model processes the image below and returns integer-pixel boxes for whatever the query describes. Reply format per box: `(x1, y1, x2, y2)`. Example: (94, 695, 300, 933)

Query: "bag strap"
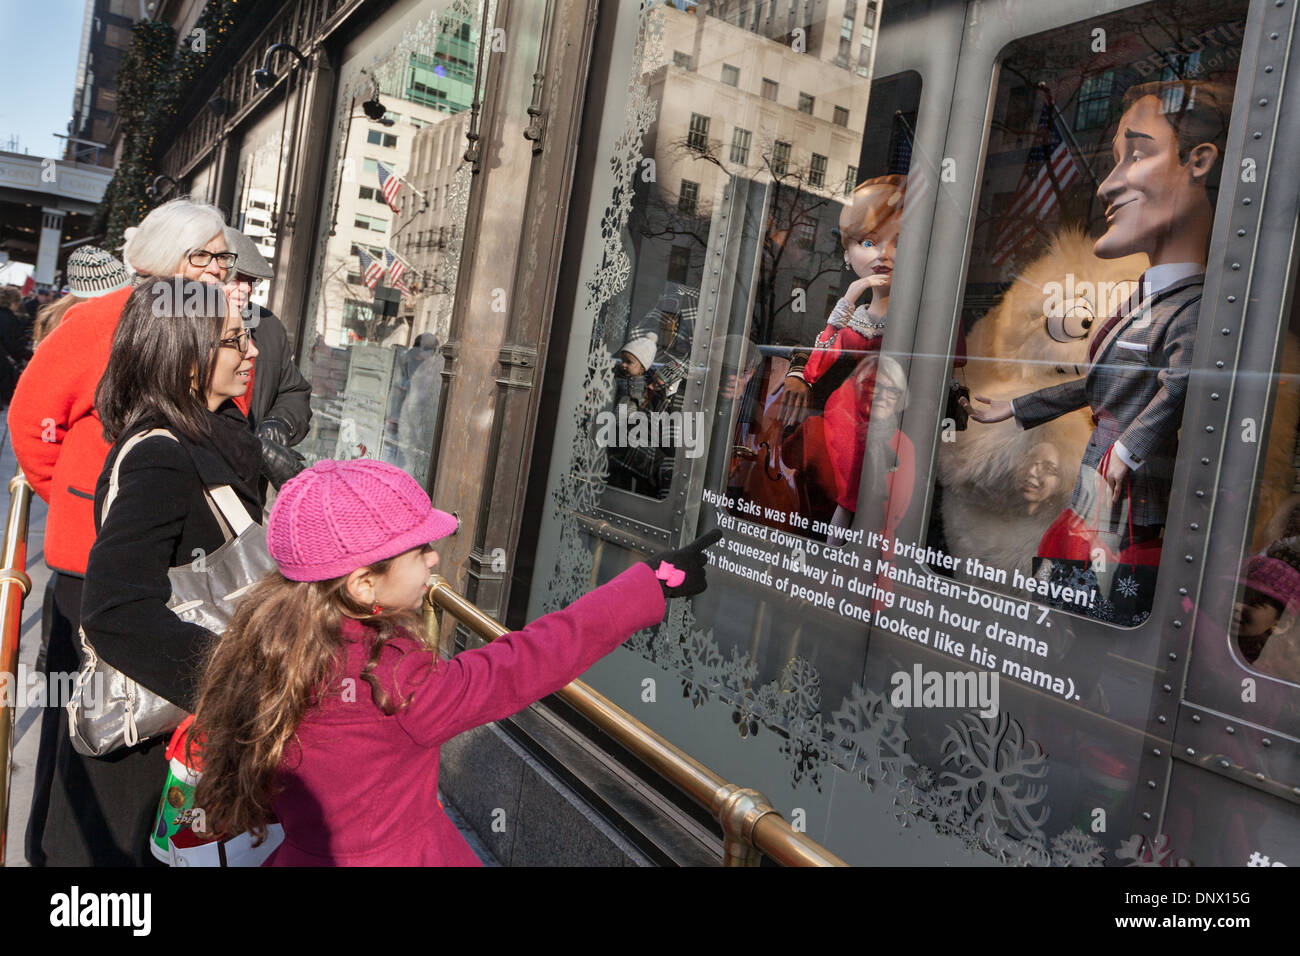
(104, 427, 254, 538)
(103, 428, 178, 522)
(205, 484, 255, 537)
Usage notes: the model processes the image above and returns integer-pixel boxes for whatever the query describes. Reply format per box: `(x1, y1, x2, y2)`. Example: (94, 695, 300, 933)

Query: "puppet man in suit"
(963, 79, 1233, 622)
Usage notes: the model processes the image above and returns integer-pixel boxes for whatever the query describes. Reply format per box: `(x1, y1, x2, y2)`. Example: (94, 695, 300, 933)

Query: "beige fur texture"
(939, 229, 1146, 580)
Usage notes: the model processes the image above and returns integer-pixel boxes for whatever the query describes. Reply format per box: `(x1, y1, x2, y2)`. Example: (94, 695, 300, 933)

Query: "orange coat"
(8, 285, 131, 575)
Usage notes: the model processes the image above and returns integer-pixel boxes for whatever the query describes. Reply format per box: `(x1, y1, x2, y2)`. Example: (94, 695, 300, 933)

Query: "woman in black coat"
(40, 277, 263, 865)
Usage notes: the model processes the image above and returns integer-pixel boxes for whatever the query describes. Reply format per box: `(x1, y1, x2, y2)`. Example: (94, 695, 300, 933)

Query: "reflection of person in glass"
(1016, 442, 1063, 516)
(1237, 542, 1300, 683)
(607, 285, 696, 497)
(963, 80, 1233, 622)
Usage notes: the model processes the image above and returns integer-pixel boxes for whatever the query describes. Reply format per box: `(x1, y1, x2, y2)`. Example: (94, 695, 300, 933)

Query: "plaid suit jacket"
(1013, 274, 1204, 527)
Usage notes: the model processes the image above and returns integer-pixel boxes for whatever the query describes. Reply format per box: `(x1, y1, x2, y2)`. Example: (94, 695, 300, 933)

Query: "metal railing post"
(0, 470, 34, 866)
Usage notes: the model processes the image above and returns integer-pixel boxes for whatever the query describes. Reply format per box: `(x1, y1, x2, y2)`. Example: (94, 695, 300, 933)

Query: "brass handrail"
(0, 469, 34, 867)
(424, 575, 848, 867)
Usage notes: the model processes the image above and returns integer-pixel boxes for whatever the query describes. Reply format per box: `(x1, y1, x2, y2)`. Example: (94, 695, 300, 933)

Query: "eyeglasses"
(218, 329, 253, 354)
(188, 250, 239, 270)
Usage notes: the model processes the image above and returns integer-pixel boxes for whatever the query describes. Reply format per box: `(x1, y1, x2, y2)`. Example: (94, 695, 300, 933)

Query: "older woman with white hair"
(9, 198, 236, 866)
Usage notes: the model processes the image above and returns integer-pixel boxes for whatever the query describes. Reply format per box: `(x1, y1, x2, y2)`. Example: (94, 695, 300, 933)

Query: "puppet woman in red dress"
(778, 175, 914, 542)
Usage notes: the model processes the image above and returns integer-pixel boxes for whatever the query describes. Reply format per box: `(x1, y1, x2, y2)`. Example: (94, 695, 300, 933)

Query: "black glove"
(259, 435, 307, 489)
(257, 417, 293, 446)
(643, 529, 724, 599)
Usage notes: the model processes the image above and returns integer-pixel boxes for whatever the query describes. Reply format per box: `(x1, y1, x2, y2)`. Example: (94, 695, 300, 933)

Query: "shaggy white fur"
(938, 229, 1146, 581)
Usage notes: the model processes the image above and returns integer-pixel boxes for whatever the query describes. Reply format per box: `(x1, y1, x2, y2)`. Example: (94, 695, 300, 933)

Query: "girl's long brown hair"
(192, 562, 422, 843)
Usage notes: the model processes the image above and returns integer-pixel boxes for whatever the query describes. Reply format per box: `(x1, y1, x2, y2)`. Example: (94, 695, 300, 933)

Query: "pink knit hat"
(268, 459, 459, 582)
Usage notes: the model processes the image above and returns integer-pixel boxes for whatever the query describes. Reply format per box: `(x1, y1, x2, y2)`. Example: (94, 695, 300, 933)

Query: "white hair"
(122, 199, 227, 276)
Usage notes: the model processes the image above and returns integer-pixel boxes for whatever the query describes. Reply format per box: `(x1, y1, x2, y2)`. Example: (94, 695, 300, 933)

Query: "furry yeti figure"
(939, 228, 1300, 581)
(939, 229, 1145, 581)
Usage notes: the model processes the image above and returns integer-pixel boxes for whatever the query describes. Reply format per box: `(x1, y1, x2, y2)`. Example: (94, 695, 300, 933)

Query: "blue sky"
(0, 0, 90, 158)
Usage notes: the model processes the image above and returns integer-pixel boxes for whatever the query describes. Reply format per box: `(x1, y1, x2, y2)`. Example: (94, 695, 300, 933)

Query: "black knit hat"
(66, 247, 130, 299)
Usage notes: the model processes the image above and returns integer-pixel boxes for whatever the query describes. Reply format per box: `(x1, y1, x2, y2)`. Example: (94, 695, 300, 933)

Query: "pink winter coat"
(264, 563, 665, 866)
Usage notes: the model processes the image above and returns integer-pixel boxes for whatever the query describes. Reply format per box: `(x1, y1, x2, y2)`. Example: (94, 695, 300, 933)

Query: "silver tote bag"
(67, 428, 275, 757)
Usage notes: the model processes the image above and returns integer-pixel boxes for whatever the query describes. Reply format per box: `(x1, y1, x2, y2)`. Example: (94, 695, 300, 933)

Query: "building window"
(857, 42, 871, 76)
(366, 130, 398, 148)
(798, 92, 815, 115)
(833, 105, 850, 127)
(679, 179, 699, 215)
(795, 222, 815, 248)
(845, 0, 858, 18)
(730, 127, 751, 165)
(837, 37, 851, 67)
(721, 63, 740, 87)
(845, 164, 858, 194)
(668, 246, 691, 283)
(1075, 70, 1115, 130)
(809, 153, 827, 187)
(688, 113, 710, 152)
(841, 15, 855, 38)
(673, 50, 694, 70)
(761, 78, 779, 102)
(354, 213, 389, 232)
(772, 141, 790, 176)
(358, 186, 376, 201)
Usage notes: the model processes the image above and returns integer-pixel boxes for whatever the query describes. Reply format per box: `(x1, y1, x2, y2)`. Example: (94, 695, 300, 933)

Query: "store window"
(299, 0, 485, 487)
(932, 0, 1245, 631)
(528, 0, 1271, 869)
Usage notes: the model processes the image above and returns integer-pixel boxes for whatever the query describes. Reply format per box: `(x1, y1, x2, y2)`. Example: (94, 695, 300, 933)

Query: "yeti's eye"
(1046, 299, 1095, 342)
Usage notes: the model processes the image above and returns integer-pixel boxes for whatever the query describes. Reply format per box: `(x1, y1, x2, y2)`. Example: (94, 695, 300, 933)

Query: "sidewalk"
(0, 420, 497, 866)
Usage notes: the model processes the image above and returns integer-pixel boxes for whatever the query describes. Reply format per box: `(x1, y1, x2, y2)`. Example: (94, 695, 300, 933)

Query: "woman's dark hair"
(96, 277, 228, 443)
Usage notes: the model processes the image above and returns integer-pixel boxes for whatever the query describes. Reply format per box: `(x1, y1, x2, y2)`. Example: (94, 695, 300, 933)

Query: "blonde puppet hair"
(839, 174, 907, 250)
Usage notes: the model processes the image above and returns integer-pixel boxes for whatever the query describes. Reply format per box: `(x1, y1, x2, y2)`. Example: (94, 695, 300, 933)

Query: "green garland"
(97, 1, 247, 252)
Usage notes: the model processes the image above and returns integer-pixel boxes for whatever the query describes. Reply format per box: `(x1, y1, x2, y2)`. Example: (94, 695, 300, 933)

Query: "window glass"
(298, 0, 487, 487)
(232, 106, 289, 311)
(1232, 249, 1300, 686)
(528, 0, 1269, 868)
(931, 1, 1245, 632)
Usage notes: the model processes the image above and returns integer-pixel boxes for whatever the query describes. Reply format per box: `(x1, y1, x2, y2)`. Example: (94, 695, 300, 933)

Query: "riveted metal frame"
(1168, 0, 1300, 814)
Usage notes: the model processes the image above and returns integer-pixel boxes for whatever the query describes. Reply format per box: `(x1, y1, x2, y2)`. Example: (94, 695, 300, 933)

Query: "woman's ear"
(345, 566, 376, 606)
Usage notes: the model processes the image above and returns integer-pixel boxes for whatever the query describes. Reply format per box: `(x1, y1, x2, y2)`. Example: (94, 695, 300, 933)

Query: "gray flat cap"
(223, 226, 274, 279)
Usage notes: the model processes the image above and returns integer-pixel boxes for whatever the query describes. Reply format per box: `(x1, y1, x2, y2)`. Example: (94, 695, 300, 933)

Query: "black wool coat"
(247, 305, 312, 444)
(80, 402, 264, 711)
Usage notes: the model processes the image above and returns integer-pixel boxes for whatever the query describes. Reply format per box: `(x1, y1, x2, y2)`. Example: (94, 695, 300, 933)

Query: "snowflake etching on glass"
(938, 712, 1049, 848)
(828, 683, 912, 790)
